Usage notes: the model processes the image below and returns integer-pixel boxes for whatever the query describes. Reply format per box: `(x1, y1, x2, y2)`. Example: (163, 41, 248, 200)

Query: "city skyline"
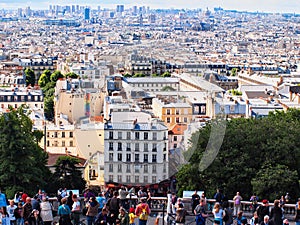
(1, 0, 300, 14)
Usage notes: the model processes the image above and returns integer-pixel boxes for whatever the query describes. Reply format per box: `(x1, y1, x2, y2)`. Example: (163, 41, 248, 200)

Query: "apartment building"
(104, 117, 168, 186)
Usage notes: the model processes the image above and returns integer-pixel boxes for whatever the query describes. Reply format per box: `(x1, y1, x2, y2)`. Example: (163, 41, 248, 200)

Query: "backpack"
(223, 209, 229, 222)
(175, 209, 186, 223)
(139, 205, 148, 220)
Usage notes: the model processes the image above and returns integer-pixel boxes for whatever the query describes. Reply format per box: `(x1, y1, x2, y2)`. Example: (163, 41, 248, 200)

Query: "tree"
(231, 68, 238, 76)
(38, 70, 52, 88)
(162, 86, 175, 91)
(65, 72, 79, 79)
(46, 156, 86, 194)
(50, 71, 64, 83)
(162, 71, 171, 77)
(177, 109, 300, 201)
(0, 105, 50, 198)
(25, 68, 35, 87)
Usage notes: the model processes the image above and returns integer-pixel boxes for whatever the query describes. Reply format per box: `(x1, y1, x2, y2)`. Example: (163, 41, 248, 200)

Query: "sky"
(0, 0, 300, 14)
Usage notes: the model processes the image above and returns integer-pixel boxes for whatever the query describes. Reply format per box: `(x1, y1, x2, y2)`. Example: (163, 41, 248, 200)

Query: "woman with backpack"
(135, 198, 150, 225)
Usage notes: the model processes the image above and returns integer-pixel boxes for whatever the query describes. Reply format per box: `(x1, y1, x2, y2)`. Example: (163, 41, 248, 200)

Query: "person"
(21, 193, 28, 205)
(236, 211, 247, 225)
(233, 192, 243, 216)
(222, 201, 233, 225)
(284, 193, 290, 203)
(7, 200, 17, 225)
(175, 198, 184, 211)
(0, 190, 8, 207)
(191, 191, 200, 212)
(212, 202, 224, 225)
(270, 200, 282, 225)
(14, 193, 22, 205)
(175, 203, 187, 225)
(66, 191, 74, 211)
(39, 197, 53, 225)
(31, 196, 40, 212)
(250, 194, 259, 213)
(108, 191, 121, 225)
(128, 208, 136, 225)
(58, 197, 72, 225)
(23, 197, 33, 225)
(61, 188, 67, 199)
(118, 187, 128, 210)
(28, 209, 43, 225)
(116, 208, 129, 225)
(257, 200, 270, 224)
(171, 192, 178, 214)
(146, 190, 152, 209)
(260, 215, 274, 225)
(96, 193, 106, 213)
(283, 219, 289, 225)
(84, 189, 96, 203)
(14, 202, 24, 225)
(86, 197, 100, 225)
(95, 208, 108, 225)
(214, 189, 224, 205)
(194, 199, 208, 225)
(295, 198, 300, 225)
(135, 198, 150, 225)
(71, 194, 81, 225)
(1, 207, 11, 225)
(250, 211, 259, 225)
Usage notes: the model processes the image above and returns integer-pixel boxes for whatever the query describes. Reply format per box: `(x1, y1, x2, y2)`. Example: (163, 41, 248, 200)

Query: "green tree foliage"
(38, 70, 52, 88)
(65, 72, 79, 79)
(161, 86, 176, 91)
(0, 105, 50, 198)
(177, 109, 300, 201)
(123, 73, 132, 78)
(161, 72, 171, 77)
(25, 68, 35, 87)
(231, 68, 238, 76)
(133, 73, 146, 77)
(46, 156, 86, 193)
(50, 71, 64, 83)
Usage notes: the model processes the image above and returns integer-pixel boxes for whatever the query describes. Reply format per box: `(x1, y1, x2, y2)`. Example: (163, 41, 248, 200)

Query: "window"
(174, 136, 177, 141)
(62, 141, 65, 147)
(135, 176, 139, 183)
(118, 164, 122, 172)
(163, 164, 167, 173)
(118, 153, 122, 161)
(47, 132, 49, 138)
(62, 132, 65, 138)
(109, 153, 113, 161)
(69, 141, 73, 147)
(144, 176, 148, 183)
(126, 164, 131, 173)
(118, 132, 122, 139)
(54, 132, 58, 138)
(135, 143, 139, 151)
(153, 133, 157, 140)
(176, 109, 180, 115)
(109, 131, 113, 139)
(118, 142, 122, 151)
(144, 154, 148, 163)
(152, 154, 157, 163)
(109, 164, 113, 172)
(152, 143, 157, 152)
(117, 175, 122, 182)
(126, 175, 131, 183)
(135, 154, 139, 162)
(126, 154, 131, 162)
(127, 132, 131, 139)
(166, 109, 170, 115)
(144, 132, 148, 140)
(152, 165, 157, 173)
(176, 117, 180, 123)
(152, 176, 156, 183)
(47, 140, 49, 147)
(108, 175, 113, 182)
(163, 154, 166, 160)
(184, 117, 187, 123)
(144, 165, 148, 173)
(69, 132, 73, 138)
(109, 142, 113, 150)
(166, 117, 170, 123)
(144, 143, 148, 152)
(135, 132, 139, 140)
(126, 143, 131, 151)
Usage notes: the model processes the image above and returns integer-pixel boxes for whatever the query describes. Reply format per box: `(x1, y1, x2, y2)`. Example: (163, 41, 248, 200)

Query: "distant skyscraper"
(76, 5, 79, 13)
(17, 8, 22, 17)
(25, 6, 31, 17)
(71, 5, 75, 13)
(49, 5, 52, 11)
(84, 7, 90, 20)
(116, 5, 124, 13)
(97, 6, 101, 12)
(132, 6, 137, 15)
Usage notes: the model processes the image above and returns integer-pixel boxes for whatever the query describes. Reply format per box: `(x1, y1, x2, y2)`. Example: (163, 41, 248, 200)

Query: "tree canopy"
(177, 109, 300, 201)
(0, 105, 50, 198)
(25, 68, 35, 87)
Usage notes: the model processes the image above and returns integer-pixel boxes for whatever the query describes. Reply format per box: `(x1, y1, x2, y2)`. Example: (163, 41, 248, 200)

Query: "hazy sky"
(1, 0, 300, 13)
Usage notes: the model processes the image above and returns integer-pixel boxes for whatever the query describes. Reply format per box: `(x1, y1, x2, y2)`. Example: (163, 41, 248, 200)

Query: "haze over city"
(1, 0, 300, 13)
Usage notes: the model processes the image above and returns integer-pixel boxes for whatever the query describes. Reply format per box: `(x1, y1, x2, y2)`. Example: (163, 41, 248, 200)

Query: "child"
(128, 207, 137, 225)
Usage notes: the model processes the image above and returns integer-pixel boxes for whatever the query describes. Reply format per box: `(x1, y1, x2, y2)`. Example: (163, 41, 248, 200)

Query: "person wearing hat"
(28, 209, 43, 225)
(135, 198, 150, 225)
(257, 200, 269, 224)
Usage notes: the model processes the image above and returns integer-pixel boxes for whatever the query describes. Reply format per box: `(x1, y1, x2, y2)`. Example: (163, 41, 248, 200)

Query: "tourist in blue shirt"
(58, 198, 72, 225)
